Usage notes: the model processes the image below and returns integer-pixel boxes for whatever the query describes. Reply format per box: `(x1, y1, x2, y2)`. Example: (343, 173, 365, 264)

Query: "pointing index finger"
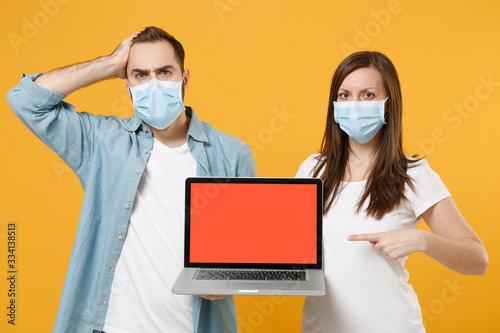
(347, 233, 381, 243)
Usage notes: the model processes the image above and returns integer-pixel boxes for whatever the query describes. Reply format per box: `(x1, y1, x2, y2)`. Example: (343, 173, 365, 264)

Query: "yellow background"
(1, 0, 499, 332)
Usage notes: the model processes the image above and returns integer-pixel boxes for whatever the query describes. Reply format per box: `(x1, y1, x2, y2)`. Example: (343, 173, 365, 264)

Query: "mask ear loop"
(181, 71, 186, 85)
(126, 79, 132, 98)
(180, 71, 188, 99)
(382, 97, 389, 124)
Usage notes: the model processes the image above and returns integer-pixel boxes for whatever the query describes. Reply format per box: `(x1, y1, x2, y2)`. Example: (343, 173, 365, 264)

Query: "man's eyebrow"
(155, 65, 176, 72)
(130, 65, 176, 74)
(130, 68, 149, 74)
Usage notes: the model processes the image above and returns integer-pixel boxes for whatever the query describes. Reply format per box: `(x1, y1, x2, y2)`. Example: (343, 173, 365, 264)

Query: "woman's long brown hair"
(313, 51, 417, 219)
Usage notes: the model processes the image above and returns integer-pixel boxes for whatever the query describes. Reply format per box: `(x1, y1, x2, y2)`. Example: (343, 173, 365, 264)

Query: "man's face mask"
(128, 75, 185, 130)
(333, 98, 388, 144)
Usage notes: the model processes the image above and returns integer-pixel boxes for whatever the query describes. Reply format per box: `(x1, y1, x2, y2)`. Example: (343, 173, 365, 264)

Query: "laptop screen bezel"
(184, 177, 323, 270)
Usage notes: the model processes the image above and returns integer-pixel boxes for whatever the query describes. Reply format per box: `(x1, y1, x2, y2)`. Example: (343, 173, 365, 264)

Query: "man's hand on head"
(108, 32, 140, 79)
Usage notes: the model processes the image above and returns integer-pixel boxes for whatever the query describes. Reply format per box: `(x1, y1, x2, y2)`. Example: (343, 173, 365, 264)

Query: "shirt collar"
(122, 115, 144, 132)
(186, 107, 209, 143)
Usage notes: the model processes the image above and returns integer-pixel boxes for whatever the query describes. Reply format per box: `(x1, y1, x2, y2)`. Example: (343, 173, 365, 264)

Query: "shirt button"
(144, 149, 149, 154)
(102, 301, 107, 306)
(110, 267, 115, 272)
(135, 169, 140, 175)
(125, 203, 130, 209)
(118, 235, 123, 241)
(142, 126, 147, 131)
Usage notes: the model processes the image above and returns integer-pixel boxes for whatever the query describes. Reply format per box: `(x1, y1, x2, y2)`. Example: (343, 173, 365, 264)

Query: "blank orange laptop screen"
(189, 183, 317, 264)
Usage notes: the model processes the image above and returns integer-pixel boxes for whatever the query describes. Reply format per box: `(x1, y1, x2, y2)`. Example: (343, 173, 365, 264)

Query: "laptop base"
(172, 268, 325, 296)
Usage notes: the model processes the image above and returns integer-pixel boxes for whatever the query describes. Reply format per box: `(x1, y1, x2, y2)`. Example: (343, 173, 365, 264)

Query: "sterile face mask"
(333, 98, 388, 144)
(128, 75, 185, 130)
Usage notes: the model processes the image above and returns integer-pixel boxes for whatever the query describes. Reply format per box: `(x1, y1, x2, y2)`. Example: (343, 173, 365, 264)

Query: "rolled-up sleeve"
(7, 73, 97, 174)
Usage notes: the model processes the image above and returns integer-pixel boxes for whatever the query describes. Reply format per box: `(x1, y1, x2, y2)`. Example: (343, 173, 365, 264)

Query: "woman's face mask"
(333, 98, 388, 144)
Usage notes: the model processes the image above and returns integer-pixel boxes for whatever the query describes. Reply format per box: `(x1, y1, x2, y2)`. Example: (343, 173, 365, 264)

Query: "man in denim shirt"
(7, 26, 256, 333)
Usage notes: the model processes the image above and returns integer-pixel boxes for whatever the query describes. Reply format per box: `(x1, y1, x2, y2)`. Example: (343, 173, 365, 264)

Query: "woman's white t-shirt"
(296, 154, 450, 333)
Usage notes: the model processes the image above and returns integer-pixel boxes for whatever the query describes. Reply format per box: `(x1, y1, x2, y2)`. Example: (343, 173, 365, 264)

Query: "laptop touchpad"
(227, 282, 272, 290)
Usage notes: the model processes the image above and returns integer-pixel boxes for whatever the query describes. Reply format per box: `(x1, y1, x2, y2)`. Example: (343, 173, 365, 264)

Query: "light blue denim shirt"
(7, 73, 257, 333)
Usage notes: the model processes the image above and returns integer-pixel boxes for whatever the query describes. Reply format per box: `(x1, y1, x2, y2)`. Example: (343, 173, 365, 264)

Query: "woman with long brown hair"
(296, 51, 488, 332)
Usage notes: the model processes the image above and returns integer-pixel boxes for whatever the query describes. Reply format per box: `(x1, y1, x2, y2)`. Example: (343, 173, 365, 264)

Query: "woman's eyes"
(337, 91, 377, 100)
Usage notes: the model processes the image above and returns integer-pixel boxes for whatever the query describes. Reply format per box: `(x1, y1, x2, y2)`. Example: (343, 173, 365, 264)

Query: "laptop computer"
(172, 177, 325, 296)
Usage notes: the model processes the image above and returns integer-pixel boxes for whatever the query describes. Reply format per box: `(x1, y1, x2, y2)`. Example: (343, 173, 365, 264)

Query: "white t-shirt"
(103, 139, 197, 333)
(296, 154, 451, 333)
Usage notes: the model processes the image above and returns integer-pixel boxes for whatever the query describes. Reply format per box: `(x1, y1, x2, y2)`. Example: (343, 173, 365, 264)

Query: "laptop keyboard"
(194, 269, 306, 281)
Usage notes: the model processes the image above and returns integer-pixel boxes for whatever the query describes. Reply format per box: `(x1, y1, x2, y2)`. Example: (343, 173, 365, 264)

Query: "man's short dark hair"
(132, 26, 185, 71)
